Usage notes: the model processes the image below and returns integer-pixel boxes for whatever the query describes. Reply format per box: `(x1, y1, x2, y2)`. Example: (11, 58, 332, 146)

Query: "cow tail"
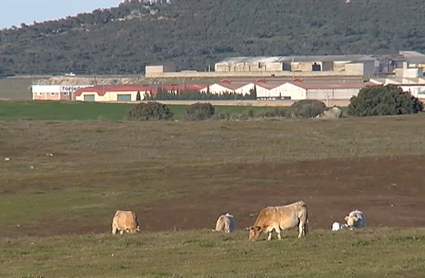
(300, 202, 308, 236)
(304, 219, 309, 236)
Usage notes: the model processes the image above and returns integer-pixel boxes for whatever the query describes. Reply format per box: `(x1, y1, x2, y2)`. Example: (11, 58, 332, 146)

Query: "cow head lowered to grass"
(246, 201, 308, 241)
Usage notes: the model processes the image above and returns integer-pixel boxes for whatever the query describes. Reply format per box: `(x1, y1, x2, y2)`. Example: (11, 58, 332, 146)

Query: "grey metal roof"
(373, 51, 425, 63)
(399, 51, 425, 57)
(216, 55, 375, 64)
(405, 57, 425, 64)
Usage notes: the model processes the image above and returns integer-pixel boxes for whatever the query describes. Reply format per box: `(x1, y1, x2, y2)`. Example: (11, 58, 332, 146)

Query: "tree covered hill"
(1, 0, 424, 75)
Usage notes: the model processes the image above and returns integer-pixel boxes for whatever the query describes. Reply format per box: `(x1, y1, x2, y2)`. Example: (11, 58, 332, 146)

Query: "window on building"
(312, 62, 321, 71)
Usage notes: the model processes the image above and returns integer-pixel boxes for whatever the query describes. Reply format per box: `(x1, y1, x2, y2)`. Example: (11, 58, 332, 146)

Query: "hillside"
(1, 0, 424, 75)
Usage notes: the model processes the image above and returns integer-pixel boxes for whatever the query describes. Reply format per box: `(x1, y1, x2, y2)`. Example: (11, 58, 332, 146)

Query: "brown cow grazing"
(246, 200, 308, 241)
(111, 210, 140, 235)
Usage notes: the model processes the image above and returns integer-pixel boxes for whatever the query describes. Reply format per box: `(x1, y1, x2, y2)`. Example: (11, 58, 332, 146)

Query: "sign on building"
(60, 85, 92, 93)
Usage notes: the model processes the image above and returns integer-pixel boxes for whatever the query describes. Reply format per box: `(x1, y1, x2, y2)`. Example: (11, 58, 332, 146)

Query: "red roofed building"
(200, 83, 244, 95)
(200, 82, 257, 95)
(256, 82, 286, 100)
(32, 85, 93, 101)
(75, 84, 208, 102)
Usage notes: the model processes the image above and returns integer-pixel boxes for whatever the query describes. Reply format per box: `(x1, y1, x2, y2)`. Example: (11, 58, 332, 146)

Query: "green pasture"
(1, 229, 425, 278)
(1, 106, 425, 277)
(0, 101, 283, 121)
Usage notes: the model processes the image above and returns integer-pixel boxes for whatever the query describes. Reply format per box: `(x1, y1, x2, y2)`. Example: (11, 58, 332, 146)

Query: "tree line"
(144, 87, 257, 101)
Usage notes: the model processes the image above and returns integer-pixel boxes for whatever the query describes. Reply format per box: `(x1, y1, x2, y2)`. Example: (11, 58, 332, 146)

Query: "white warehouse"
(255, 81, 375, 100)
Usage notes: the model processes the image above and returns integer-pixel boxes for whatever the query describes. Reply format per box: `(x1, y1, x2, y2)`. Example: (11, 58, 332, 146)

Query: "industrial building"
(370, 77, 425, 85)
(199, 81, 255, 95)
(75, 85, 150, 102)
(255, 83, 285, 100)
(144, 63, 177, 77)
(254, 81, 374, 101)
(283, 82, 375, 101)
(32, 71, 425, 103)
(32, 85, 93, 100)
(145, 55, 377, 78)
(370, 77, 425, 99)
(214, 55, 377, 77)
(200, 79, 375, 101)
(74, 84, 208, 102)
(144, 51, 425, 79)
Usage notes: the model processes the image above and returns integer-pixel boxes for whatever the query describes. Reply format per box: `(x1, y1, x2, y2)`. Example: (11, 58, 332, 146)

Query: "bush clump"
(211, 111, 232, 121)
(183, 102, 215, 121)
(256, 107, 289, 118)
(348, 85, 423, 117)
(290, 100, 326, 118)
(126, 101, 173, 121)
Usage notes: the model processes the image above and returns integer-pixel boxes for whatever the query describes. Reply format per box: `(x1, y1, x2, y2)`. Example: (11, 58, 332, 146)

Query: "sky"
(0, 0, 121, 29)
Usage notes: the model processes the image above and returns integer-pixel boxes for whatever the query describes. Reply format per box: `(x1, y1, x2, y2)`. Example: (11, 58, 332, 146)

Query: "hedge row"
(126, 100, 327, 121)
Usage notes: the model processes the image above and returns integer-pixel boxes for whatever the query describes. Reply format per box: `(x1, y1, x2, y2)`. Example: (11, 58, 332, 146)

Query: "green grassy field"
(0, 101, 283, 121)
(2, 229, 425, 278)
(1, 109, 425, 277)
(0, 101, 132, 121)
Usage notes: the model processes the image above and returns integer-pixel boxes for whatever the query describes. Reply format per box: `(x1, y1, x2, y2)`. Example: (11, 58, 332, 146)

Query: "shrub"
(211, 111, 231, 121)
(348, 85, 424, 117)
(126, 102, 173, 121)
(290, 100, 326, 118)
(183, 102, 215, 121)
(245, 109, 254, 118)
(255, 108, 289, 118)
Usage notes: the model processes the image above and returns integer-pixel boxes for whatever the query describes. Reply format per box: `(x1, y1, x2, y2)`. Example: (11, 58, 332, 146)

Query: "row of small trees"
(126, 85, 423, 121)
(142, 87, 257, 101)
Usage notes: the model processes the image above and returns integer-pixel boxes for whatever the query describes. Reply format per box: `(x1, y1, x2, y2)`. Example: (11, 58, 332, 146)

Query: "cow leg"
(298, 221, 305, 238)
(275, 227, 282, 240)
(267, 232, 273, 241)
(119, 230, 124, 235)
(112, 225, 117, 235)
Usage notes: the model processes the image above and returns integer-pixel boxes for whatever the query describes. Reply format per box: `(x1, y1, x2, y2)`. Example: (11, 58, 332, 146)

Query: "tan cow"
(111, 210, 140, 235)
(214, 213, 236, 233)
(246, 200, 308, 241)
